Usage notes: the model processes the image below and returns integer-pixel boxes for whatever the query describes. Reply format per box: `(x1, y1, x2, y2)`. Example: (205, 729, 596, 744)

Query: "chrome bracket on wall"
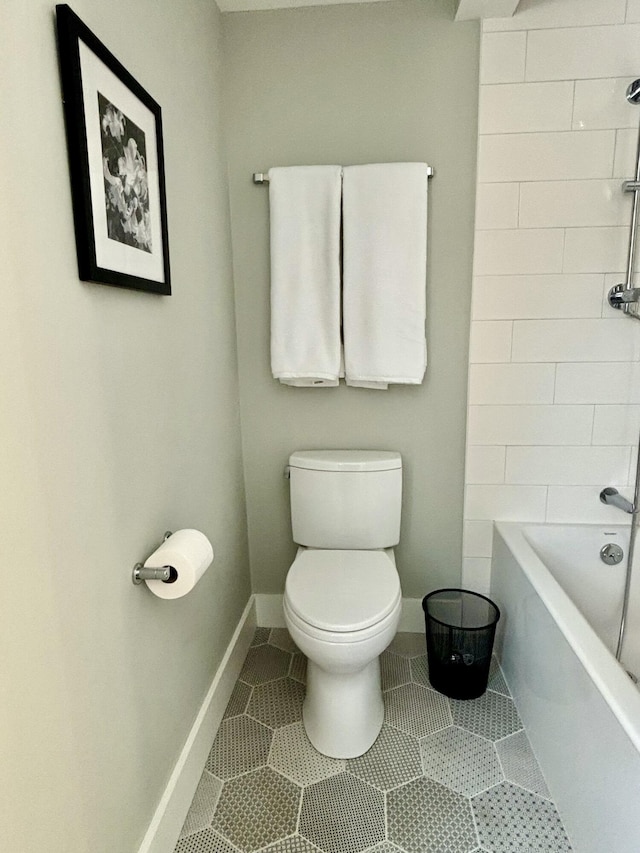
(608, 79, 640, 320)
(131, 531, 174, 584)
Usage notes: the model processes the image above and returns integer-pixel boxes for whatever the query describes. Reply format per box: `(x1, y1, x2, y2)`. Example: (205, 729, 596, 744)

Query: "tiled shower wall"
(463, 0, 640, 593)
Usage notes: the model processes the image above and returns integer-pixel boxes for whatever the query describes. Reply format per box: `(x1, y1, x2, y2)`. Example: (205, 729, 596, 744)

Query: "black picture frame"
(56, 4, 171, 295)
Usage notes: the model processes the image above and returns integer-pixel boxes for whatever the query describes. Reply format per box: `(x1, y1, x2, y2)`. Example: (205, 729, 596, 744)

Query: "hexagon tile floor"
(175, 629, 572, 853)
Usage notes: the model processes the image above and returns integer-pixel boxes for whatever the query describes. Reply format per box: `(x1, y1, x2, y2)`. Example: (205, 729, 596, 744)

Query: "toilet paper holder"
(132, 531, 175, 585)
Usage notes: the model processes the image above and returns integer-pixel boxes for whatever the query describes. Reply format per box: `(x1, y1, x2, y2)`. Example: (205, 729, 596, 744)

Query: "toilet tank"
(288, 450, 402, 549)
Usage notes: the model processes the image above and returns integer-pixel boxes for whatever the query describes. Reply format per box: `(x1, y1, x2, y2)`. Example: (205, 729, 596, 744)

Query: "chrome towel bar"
(253, 165, 434, 184)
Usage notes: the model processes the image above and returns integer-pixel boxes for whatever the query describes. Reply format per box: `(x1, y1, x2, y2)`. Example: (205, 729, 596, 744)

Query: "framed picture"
(56, 4, 171, 295)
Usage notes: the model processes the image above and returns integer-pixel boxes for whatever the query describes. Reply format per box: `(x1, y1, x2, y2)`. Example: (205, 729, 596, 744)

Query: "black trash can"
(422, 588, 500, 700)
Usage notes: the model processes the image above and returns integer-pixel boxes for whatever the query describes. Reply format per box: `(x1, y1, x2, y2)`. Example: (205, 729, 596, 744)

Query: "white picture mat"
(79, 41, 165, 283)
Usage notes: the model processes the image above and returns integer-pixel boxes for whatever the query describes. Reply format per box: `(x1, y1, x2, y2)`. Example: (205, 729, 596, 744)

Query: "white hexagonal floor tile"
(258, 835, 322, 852)
(213, 766, 301, 852)
(252, 627, 271, 646)
(472, 782, 571, 852)
(450, 691, 521, 742)
(380, 650, 412, 691)
(247, 677, 305, 729)
(409, 655, 429, 688)
(348, 724, 422, 791)
(223, 680, 252, 720)
(175, 827, 240, 852)
(269, 722, 344, 786)
(487, 657, 510, 697)
(420, 726, 503, 796)
(269, 628, 299, 653)
(300, 772, 385, 853)
(388, 777, 477, 853)
(495, 731, 550, 799)
(240, 645, 291, 686)
(179, 770, 222, 839)
(384, 683, 451, 739)
(289, 652, 307, 684)
(206, 715, 272, 780)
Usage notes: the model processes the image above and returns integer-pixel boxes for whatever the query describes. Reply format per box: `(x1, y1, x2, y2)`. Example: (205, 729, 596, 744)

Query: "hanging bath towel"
(269, 165, 343, 386)
(342, 162, 429, 389)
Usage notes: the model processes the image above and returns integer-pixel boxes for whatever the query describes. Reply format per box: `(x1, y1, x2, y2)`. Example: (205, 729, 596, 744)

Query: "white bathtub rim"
(495, 521, 640, 756)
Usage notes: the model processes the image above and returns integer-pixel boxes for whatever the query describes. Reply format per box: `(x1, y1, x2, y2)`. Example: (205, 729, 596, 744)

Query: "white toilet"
(283, 450, 403, 759)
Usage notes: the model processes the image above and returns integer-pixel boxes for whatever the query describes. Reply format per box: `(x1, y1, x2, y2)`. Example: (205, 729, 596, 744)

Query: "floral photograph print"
(56, 4, 170, 294)
(99, 94, 152, 254)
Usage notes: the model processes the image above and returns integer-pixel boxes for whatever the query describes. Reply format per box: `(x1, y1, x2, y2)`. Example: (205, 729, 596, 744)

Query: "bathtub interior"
(521, 523, 628, 657)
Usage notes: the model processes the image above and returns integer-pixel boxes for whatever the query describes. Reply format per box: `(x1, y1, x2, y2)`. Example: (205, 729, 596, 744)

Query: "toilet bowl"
(284, 547, 401, 758)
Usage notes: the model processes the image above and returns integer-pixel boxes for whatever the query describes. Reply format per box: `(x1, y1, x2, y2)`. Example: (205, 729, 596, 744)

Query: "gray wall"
(223, 0, 479, 598)
(0, 2, 250, 851)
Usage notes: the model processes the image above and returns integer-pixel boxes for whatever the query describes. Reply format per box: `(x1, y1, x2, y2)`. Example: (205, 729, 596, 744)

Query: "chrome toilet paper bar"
(132, 531, 174, 585)
(132, 564, 171, 584)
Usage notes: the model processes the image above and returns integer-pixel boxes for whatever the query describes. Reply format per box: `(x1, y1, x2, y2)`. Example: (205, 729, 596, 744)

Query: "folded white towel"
(269, 165, 343, 387)
(342, 163, 429, 389)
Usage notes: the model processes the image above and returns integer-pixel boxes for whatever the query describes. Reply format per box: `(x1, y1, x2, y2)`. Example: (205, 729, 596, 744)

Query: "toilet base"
(302, 658, 384, 759)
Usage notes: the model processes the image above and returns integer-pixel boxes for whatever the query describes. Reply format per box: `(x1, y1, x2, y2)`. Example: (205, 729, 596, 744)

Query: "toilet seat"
(285, 549, 401, 634)
(284, 593, 401, 646)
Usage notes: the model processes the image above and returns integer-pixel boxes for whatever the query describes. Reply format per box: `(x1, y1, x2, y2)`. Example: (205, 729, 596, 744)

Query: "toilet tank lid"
(289, 450, 402, 472)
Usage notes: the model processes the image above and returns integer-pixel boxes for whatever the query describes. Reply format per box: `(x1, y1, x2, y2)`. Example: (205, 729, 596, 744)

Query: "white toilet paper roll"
(144, 529, 214, 599)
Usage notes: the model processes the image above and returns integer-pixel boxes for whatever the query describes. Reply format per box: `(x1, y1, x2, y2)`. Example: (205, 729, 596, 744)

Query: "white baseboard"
(254, 594, 425, 633)
(138, 596, 256, 853)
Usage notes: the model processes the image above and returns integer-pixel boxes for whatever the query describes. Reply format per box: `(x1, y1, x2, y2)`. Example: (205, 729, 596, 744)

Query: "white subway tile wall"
(465, 446, 506, 484)
(467, 405, 594, 446)
(464, 3, 640, 593)
(472, 274, 604, 320)
(545, 484, 634, 524)
(592, 405, 640, 445)
(477, 130, 616, 183)
(562, 226, 629, 273)
(475, 183, 520, 230)
(474, 228, 565, 275)
(510, 319, 639, 362)
(463, 520, 495, 558)
(525, 27, 640, 82)
(504, 446, 631, 486)
(483, 0, 626, 32)
(614, 128, 639, 176)
(480, 32, 526, 84)
(469, 320, 513, 363)
(572, 78, 638, 130)
(554, 362, 640, 404)
(468, 363, 556, 405)
(478, 82, 574, 135)
(628, 1, 640, 24)
(519, 180, 630, 229)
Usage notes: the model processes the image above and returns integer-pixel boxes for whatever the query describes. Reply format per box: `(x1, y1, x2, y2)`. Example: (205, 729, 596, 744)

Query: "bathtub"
(492, 522, 640, 853)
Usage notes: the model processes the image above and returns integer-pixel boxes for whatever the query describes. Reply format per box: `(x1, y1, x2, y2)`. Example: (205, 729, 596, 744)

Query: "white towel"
(269, 165, 343, 387)
(342, 163, 429, 389)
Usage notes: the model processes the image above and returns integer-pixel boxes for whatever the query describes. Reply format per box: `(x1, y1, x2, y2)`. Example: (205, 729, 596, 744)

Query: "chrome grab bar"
(608, 79, 640, 319)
